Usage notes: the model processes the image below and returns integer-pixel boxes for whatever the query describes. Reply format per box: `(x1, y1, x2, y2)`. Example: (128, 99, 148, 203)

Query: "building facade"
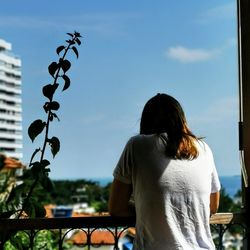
(0, 39, 22, 160)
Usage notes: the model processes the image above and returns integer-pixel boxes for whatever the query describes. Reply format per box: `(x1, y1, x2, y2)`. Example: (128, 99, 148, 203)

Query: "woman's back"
(110, 94, 220, 250)
(114, 134, 220, 250)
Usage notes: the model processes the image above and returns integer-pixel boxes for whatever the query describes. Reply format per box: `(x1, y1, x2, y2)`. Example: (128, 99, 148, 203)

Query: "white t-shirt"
(113, 134, 221, 250)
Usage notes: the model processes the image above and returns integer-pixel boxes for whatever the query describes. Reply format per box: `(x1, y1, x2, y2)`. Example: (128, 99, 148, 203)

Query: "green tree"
(218, 187, 234, 212)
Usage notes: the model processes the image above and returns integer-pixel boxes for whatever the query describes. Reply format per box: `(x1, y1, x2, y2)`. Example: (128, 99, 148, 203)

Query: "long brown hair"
(140, 93, 199, 160)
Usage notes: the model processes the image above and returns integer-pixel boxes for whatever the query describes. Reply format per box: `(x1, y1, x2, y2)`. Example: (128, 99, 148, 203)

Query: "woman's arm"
(210, 191, 220, 215)
(108, 178, 134, 216)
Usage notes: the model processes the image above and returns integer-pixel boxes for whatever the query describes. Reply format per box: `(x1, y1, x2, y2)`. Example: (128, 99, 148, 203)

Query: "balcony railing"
(0, 212, 246, 250)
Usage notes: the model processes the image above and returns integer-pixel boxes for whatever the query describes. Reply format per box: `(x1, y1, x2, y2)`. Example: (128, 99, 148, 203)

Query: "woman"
(109, 93, 220, 250)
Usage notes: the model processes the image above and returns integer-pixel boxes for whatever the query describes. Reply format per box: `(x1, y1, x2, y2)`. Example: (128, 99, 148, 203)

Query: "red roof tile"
(70, 230, 119, 245)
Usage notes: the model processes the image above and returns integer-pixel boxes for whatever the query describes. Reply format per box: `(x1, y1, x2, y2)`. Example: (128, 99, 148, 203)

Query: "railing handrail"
(0, 215, 135, 231)
(0, 212, 245, 250)
(210, 212, 245, 225)
(0, 212, 245, 231)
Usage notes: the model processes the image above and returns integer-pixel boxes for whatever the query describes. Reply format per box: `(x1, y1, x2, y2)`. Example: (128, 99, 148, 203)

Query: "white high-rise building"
(0, 39, 22, 160)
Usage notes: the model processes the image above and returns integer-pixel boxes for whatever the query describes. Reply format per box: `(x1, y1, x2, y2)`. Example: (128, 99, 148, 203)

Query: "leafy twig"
(16, 31, 82, 218)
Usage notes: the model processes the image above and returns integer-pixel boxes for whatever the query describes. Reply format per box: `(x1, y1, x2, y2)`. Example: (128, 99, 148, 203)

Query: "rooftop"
(0, 39, 11, 51)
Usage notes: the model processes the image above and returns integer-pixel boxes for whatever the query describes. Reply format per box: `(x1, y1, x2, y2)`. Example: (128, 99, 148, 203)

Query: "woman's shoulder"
(126, 134, 158, 147)
(195, 139, 214, 155)
(129, 133, 158, 142)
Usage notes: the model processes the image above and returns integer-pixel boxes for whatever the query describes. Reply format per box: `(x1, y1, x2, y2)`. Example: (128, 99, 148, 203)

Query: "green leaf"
(61, 59, 71, 73)
(49, 112, 60, 121)
(44, 168, 51, 173)
(42, 83, 59, 100)
(65, 39, 72, 44)
(30, 161, 42, 176)
(10, 234, 24, 250)
(48, 62, 59, 77)
(56, 45, 65, 55)
(30, 160, 49, 179)
(62, 74, 70, 91)
(50, 101, 60, 110)
(24, 198, 47, 218)
(52, 112, 60, 121)
(28, 119, 46, 142)
(14, 182, 27, 193)
(19, 169, 32, 180)
(34, 202, 47, 217)
(43, 101, 60, 112)
(40, 159, 50, 168)
(75, 38, 81, 45)
(74, 31, 81, 38)
(29, 148, 40, 166)
(24, 200, 36, 218)
(40, 175, 54, 192)
(48, 136, 60, 157)
(72, 46, 79, 58)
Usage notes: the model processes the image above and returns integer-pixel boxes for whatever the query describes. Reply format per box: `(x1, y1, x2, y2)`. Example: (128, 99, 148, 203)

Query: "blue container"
(51, 207, 73, 218)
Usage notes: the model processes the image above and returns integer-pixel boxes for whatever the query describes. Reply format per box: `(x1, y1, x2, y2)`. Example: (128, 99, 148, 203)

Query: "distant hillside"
(89, 175, 242, 198)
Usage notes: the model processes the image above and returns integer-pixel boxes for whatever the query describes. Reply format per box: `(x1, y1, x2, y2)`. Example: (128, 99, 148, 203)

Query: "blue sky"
(0, 0, 240, 179)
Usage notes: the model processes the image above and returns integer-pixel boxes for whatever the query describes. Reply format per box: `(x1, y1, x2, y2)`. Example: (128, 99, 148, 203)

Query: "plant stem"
(18, 33, 80, 218)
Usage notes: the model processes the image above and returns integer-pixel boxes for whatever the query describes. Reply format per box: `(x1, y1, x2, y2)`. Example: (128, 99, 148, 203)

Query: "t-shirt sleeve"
(209, 148, 221, 193)
(211, 165, 221, 193)
(203, 142, 221, 193)
(113, 138, 134, 184)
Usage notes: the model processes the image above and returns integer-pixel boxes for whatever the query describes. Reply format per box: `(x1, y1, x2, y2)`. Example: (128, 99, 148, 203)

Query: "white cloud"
(166, 37, 236, 64)
(166, 46, 218, 63)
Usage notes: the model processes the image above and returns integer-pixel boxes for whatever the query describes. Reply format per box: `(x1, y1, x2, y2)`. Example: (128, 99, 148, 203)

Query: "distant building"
(0, 39, 22, 160)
